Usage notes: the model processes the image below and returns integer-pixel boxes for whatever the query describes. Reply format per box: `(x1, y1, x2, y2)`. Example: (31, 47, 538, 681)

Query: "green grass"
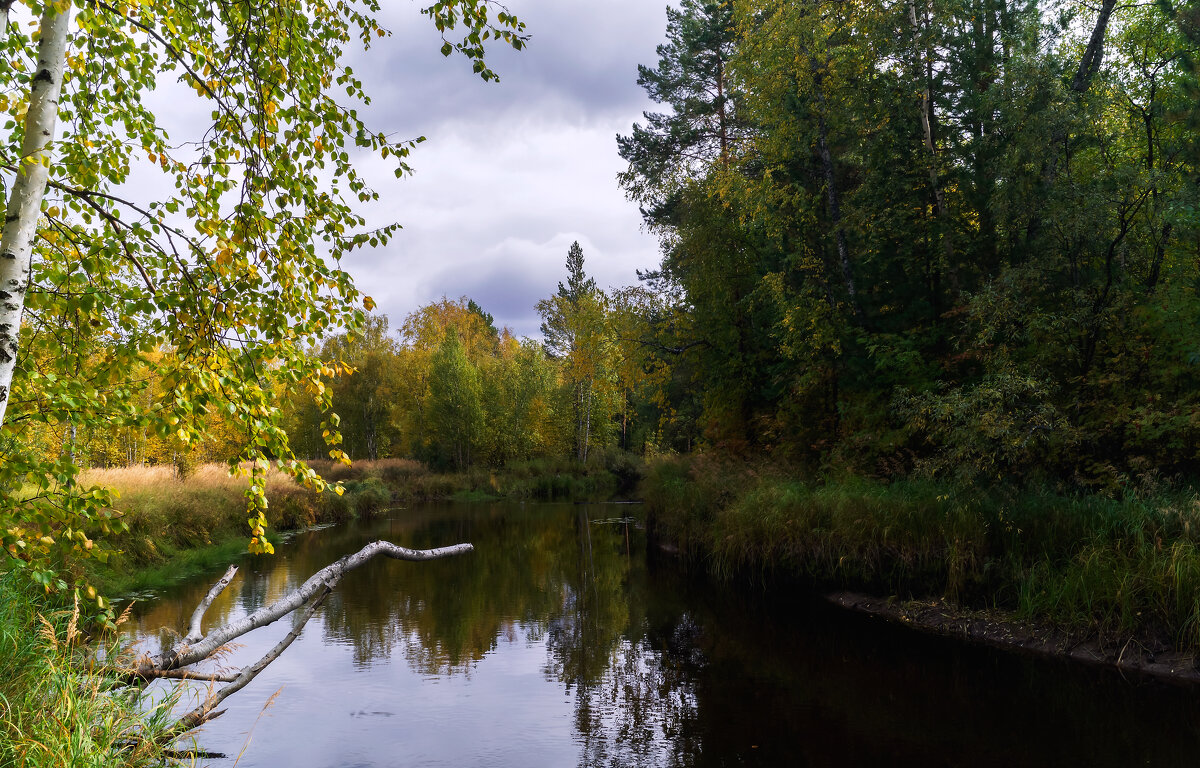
(91, 536, 262, 597)
(641, 456, 1200, 651)
(0, 571, 179, 768)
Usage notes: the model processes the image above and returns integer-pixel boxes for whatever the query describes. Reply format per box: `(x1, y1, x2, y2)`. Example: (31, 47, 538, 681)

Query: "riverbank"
(827, 592, 1200, 686)
(0, 571, 176, 767)
(641, 456, 1200, 659)
(81, 457, 632, 594)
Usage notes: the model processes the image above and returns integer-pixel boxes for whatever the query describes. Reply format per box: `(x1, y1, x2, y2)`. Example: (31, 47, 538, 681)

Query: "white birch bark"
(145, 539, 473, 672)
(0, 3, 12, 45)
(0, 1, 71, 429)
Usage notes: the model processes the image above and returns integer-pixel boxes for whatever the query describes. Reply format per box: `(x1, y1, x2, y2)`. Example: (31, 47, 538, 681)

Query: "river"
(127, 501, 1200, 767)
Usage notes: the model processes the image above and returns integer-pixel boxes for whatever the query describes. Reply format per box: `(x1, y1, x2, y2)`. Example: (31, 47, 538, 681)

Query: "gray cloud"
(119, 2, 673, 343)
(338, 3, 673, 339)
(364, 1, 673, 136)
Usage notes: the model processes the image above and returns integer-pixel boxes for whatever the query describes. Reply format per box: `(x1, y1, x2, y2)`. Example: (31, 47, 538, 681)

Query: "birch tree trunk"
(0, 1, 71, 429)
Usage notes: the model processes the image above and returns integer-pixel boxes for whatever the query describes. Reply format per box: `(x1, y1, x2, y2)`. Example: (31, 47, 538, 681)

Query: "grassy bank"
(642, 457, 1200, 653)
(79, 455, 633, 594)
(306, 453, 633, 503)
(76, 463, 392, 594)
(0, 572, 177, 767)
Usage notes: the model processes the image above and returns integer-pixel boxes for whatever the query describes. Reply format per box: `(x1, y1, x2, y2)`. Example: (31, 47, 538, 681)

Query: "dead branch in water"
(114, 539, 472, 738)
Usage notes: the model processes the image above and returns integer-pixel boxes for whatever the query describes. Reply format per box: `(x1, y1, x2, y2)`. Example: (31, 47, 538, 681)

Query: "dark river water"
(128, 502, 1200, 767)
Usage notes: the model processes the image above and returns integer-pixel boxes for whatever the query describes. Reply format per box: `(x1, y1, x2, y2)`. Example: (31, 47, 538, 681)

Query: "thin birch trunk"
(582, 381, 591, 463)
(0, 2, 11, 44)
(0, 2, 71, 429)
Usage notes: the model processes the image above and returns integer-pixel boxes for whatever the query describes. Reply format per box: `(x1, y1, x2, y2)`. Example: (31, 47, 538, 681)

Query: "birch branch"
(170, 579, 339, 735)
(117, 668, 241, 684)
(184, 564, 238, 644)
(146, 540, 473, 673)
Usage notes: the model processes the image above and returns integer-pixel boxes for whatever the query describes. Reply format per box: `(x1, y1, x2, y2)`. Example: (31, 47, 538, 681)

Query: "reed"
(641, 457, 1200, 651)
(0, 572, 178, 768)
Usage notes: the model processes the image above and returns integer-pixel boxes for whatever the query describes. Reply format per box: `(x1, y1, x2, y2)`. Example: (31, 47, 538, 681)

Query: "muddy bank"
(828, 591, 1200, 686)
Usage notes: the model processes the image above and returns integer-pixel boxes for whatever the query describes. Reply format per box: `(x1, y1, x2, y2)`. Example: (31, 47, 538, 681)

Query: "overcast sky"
(335, 1, 672, 338)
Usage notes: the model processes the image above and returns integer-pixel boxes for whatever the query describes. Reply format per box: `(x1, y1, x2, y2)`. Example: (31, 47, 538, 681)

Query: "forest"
(293, 0, 1200, 491)
(14, 0, 1198, 488)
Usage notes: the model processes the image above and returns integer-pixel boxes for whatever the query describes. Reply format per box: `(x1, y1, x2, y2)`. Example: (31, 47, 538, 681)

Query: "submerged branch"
(170, 580, 339, 735)
(127, 539, 473, 739)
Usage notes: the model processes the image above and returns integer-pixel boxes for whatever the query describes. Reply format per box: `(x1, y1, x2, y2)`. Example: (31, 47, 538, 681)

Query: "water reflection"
(127, 502, 1200, 767)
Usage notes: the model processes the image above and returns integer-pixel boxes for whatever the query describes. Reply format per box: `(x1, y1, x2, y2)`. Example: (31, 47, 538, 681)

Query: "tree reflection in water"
(125, 502, 1200, 768)
(540, 507, 699, 767)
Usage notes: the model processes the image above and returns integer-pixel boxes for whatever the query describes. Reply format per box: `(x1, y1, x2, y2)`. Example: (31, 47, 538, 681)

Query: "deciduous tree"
(0, 0, 527, 595)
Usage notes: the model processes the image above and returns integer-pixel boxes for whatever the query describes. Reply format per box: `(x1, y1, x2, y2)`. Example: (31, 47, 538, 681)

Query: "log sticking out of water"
(120, 539, 473, 737)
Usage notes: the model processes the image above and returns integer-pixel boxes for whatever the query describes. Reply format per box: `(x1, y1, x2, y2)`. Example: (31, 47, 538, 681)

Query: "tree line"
(285, 244, 676, 469)
(149, 0, 1200, 489)
(14, 0, 1200, 498)
(607, 0, 1200, 488)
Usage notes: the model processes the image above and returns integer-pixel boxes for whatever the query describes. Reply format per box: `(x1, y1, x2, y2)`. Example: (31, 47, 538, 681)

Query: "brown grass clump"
(305, 457, 427, 484)
(79, 463, 322, 567)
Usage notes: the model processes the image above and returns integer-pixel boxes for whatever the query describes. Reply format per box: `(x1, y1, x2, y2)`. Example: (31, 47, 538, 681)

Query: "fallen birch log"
(118, 539, 473, 735)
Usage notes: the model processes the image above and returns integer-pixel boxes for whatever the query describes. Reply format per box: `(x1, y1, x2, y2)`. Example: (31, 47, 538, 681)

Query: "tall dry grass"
(76, 463, 341, 595)
(77, 456, 633, 593)
(80, 464, 321, 563)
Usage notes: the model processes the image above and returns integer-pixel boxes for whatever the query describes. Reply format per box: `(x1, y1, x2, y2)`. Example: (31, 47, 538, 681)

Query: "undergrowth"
(641, 456, 1200, 652)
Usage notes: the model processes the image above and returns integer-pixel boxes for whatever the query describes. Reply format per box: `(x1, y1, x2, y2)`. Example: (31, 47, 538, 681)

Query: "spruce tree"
(540, 241, 596, 359)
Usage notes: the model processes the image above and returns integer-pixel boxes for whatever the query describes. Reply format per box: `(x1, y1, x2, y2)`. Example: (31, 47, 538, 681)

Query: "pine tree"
(617, 0, 748, 224)
(539, 241, 596, 359)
